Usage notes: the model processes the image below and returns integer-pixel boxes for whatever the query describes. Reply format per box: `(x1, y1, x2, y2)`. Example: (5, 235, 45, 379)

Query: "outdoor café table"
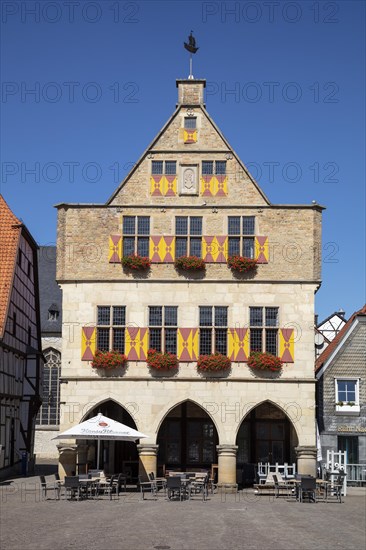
(78, 477, 100, 499)
(166, 476, 191, 500)
(286, 478, 330, 501)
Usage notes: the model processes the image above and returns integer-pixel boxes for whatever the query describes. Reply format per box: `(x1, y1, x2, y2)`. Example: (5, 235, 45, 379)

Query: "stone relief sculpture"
(180, 165, 198, 195)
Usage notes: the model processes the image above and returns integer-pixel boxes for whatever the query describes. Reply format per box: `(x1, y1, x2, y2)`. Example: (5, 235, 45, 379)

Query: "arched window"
(37, 348, 61, 426)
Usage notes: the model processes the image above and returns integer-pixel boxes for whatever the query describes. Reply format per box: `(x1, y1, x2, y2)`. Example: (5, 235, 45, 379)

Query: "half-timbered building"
(0, 195, 43, 476)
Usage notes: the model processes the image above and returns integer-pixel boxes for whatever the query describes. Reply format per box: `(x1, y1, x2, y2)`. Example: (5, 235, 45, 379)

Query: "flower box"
(147, 349, 178, 371)
(227, 255, 258, 273)
(174, 256, 206, 271)
(197, 353, 231, 372)
(247, 351, 283, 372)
(91, 350, 127, 370)
(121, 254, 151, 270)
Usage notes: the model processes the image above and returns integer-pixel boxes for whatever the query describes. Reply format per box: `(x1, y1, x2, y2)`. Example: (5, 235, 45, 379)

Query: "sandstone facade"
(56, 79, 323, 483)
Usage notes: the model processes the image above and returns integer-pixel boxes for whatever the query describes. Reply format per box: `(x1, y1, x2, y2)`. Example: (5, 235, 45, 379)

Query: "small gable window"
(202, 161, 226, 176)
(152, 160, 176, 176)
(202, 161, 213, 175)
(152, 161, 163, 175)
(216, 161, 227, 175)
(184, 117, 196, 129)
(48, 304, 59, 322)
(165, 161, 176, 175)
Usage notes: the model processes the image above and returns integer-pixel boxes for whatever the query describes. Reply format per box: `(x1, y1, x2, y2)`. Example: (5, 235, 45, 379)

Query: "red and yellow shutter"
(164, 175, 177, 196)
(109, 235, 122, 263)
(183, 129, 197, 143)
(200, 176, 214, 197)
(279, 328, 294, 363)
(150, 175, 177, 196)
(81, 326, 96, 361)
(177, 329, 199, 361)
(150, 176, 164, 196)
(149, 236, 176, 263)
(228, 328, 249, 362)
(125, 327, 148, 361)
(202, 236, 228, 263)
(213, 175, 228, 197)
(255, 236, 269, 263)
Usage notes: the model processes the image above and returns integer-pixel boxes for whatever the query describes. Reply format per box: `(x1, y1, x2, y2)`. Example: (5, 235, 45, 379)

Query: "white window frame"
(335, 378, 360, 414)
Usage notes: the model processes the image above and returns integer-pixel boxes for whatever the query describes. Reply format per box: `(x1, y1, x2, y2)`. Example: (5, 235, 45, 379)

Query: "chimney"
(176, 79, 206, 107)
(338, 308, 346, 319)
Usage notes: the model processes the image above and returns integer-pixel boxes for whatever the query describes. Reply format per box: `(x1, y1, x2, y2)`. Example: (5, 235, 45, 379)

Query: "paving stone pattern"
(1, 473, 365, 550)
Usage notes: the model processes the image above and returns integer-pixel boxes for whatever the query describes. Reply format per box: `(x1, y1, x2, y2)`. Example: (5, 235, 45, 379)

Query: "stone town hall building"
(56, 78, 323, 485)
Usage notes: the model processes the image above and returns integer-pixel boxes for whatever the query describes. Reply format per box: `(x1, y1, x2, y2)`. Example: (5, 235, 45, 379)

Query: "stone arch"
(236, 399, 302, 442)
(154, 397, 220, 438)
(235, 400, 300, 486)
(156, 399, 219, 473)
(81, 396, 140, 429)
(80, 398, 139, 477)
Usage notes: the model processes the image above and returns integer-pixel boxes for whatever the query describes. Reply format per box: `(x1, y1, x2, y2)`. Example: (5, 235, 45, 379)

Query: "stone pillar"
(216, 445, 238, 489)
(296, 446, 317, 476)
(137, 444, 159, 481)
(57, 444, 77, 479)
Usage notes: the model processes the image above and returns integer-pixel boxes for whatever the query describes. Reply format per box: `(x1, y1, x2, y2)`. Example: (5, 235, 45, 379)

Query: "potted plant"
(247, 351, 283, 372)
(227, 255, 257, 273)
(121, 254, 151, 270)
(174, 256, 205, 271)
(147, 349, 178, 371)
(91, 350, 127, 370)
(197, 352, 231, 372)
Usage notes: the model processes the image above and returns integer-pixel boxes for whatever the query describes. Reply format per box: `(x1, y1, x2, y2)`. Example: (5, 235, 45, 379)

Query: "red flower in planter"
(147, 349, 178, 371)
(247, 351, 283, 372)
(174, 256, 206, 271)
(91, 350, 127, 369)
(122, 254, 151, 270)
(197, 353, 231, 372)
(227, 255, 258, 273)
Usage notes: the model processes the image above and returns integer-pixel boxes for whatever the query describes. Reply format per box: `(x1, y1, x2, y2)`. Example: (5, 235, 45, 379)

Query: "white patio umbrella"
(53, 413, 148, 469)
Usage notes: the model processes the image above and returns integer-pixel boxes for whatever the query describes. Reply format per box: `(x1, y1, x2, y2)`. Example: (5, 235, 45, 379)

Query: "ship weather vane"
(184, 31, 199, 79)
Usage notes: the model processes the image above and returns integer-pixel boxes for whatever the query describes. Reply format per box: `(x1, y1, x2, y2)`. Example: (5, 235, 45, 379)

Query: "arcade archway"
(236, 401, 299, 485)
(83, 400, 138, 477)
(157, 401, 218, 473)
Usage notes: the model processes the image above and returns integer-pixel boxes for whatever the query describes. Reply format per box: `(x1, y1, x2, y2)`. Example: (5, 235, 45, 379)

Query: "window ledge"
(35, 425, 60, 431)
(335, 405, 360, 415)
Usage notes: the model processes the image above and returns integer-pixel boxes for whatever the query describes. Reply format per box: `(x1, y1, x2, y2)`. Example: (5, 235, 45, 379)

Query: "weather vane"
(184, 31, 199, 80)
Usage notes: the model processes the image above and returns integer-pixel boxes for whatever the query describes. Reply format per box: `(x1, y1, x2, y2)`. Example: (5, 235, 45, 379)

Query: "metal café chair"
(189, 474, 208, 501)
(148, 472, 166, 495)
(326, 471, 346, 503)
(272, 474, 292, 499)
(299, 476, 317, 503)
(64, 476, 82, 500)
(39, 475, 61, 500)
(139, 475, 158, 500)
(166, 476, 183, 501)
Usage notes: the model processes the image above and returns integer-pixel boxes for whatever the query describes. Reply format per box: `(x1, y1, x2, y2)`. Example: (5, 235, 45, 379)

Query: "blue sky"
(1, 0, 365, 321)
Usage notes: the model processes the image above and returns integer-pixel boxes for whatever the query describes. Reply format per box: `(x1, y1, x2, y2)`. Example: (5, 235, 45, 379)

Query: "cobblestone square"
(1, 473, 365, 550)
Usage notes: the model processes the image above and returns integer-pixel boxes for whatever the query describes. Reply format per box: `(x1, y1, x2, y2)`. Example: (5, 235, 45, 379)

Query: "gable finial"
(184, 31, 199, 79)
